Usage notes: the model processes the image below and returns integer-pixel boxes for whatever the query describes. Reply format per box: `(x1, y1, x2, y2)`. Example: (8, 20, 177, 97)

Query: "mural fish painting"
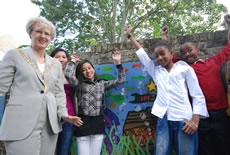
(129, 93, 156, 103)
(102, 66, 113, 72)
(98, 74, 115, 80)
(106, 91, 125, 104)
(127, 87, 135, 91)
(132, 63, 142, 68)
(131, 76, 146, 80)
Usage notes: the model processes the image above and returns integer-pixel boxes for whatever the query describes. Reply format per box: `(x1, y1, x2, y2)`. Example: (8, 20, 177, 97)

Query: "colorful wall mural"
(71, 61, 158, 155)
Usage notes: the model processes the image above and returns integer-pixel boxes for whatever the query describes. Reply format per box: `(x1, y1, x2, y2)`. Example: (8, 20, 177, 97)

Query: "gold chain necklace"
(17, 48, 56, 92)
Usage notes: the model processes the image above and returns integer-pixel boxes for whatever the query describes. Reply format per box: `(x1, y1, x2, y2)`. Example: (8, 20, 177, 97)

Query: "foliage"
(18, 45, 30, 49)
(32, 0, 227, 53)
(45, 44, 55, 54)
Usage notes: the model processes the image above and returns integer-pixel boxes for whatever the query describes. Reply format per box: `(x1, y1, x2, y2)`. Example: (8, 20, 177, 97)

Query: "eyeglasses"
(33, 29, 51, 37)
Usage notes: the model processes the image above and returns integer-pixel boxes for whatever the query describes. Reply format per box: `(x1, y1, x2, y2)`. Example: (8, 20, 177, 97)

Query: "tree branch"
(112, 0, 118, 42)
(95, 0, 106, 31)
(119, 0, 132, 42)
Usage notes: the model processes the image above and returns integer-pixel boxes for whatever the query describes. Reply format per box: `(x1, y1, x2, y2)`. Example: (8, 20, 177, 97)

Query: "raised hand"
(161, 26, 168, 40)
(112, 51, 121, 65)
(124, 25, 142, 50)
(124, 25, 132, 36)
(162, 26, 168, 36)
(70, 55, 80, 64)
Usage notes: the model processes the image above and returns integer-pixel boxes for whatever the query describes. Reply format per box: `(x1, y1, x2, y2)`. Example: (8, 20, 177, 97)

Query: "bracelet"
(127, 34, 132, 39)
(191, 121, 198, 128)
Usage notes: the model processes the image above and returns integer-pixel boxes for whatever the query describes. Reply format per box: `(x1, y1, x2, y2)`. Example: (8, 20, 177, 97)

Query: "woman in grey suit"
(0, 17, 83, 155)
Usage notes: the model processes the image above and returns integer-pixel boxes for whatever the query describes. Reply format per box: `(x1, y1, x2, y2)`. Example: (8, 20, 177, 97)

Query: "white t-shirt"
(37, 62, 45, 72)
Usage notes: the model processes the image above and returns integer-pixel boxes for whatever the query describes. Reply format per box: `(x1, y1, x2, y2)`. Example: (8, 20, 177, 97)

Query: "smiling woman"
(50, 48, 76, 155)
(0, 17, 83, 155)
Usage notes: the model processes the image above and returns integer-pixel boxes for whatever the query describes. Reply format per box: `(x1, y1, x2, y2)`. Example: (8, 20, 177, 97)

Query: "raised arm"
(224, 14, 230, 41)
(161, 26, 168, 41)
(64, 55, 80, 87)
(112, 51, 121, 65)
(124, 25, 156, 80)
(104, 51, 125, 90)
(210, 14, 230, 67)
(124, 25, 142, 50)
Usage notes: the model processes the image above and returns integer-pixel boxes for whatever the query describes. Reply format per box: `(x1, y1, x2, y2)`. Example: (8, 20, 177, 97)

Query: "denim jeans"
(56, 122, 76, 155)
(154, 115, 198, 155)
(198, 109, 230, 155)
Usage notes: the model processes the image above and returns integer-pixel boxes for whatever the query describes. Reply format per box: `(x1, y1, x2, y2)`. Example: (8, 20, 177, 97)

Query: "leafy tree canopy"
(32, 0, 227, 53)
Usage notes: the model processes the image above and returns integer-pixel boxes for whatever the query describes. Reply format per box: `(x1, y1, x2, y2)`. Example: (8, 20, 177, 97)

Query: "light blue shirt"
(136, 48, 209, 121)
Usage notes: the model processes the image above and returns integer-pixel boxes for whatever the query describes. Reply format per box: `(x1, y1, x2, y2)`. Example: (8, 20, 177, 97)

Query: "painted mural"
(71, 61, 158, 155)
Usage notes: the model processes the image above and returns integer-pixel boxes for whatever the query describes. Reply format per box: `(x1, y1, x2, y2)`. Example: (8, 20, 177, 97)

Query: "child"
(64, 51, 125, 155)
(124, 26, 208, 155)
(178, 14, 230, 155)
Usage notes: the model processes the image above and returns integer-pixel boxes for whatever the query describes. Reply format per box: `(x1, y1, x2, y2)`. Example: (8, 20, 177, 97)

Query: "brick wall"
(77, 30, 228, 65)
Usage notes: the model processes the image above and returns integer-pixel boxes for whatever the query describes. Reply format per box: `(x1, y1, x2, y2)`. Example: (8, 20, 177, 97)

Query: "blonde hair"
(26, 17, 56, 40)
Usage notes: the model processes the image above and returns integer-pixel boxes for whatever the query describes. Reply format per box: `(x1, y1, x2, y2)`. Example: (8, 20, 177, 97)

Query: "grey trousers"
(4, 101, 58, 155)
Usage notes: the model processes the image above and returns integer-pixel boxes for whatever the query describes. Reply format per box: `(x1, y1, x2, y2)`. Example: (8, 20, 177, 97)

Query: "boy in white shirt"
(124, 26, 209, 155)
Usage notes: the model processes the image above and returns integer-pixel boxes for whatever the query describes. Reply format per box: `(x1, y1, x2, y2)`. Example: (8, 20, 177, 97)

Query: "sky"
(0, 0, 229, 47)
(0, 0, 40, 46)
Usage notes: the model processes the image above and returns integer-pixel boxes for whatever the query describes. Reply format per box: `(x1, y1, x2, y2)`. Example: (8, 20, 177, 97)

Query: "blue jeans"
(198, 109, 230, 155)
(56, 122, 76, 155)
(154, 115, 198, 155)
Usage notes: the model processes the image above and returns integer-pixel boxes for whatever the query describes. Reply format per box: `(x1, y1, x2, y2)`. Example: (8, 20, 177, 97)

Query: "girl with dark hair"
(50, 48, 76, 155)
(64, 51, 125, 155)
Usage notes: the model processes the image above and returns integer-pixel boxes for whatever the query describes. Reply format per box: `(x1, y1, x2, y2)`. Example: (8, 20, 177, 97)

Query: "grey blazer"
(0, 47, 68, 141)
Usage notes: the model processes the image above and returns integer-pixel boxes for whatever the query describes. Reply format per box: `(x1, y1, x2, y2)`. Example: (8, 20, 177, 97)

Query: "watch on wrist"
(127, 34, 132, 39)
